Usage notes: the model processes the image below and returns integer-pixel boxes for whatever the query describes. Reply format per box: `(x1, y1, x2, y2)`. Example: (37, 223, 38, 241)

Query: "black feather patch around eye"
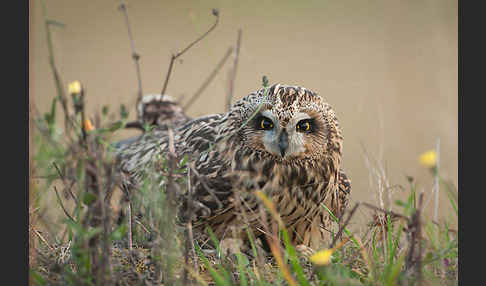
(255, 116, 274, 130)
(296, 119, 316, 133)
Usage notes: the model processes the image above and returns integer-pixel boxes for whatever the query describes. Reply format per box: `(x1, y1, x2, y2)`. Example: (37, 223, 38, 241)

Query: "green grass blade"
(235, 252, 249, 286)
(195, 243, 231, 286)
(321, 203, 359, 247)
(281, 228, 311, 286)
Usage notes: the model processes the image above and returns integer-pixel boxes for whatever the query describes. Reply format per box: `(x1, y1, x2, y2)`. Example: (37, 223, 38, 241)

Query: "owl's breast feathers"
(180, 125, 351, 248)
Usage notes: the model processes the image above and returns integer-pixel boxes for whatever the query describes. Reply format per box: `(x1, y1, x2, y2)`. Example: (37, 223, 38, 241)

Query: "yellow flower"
(419, 150, 437, 168)
(84, 119, 95, 132)
(309, 248, 334, 266)
(68, 80, 82, 95)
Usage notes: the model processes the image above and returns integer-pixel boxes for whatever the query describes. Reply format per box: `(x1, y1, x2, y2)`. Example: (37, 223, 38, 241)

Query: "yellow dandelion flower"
(68, 80, 82, 95)
(419, 150, 437, 168)
(84, 119, 95, 132)
(309, 248, 334, 266)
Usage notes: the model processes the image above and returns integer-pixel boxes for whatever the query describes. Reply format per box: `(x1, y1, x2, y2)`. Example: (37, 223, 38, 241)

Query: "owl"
(115, 83, 351, 250)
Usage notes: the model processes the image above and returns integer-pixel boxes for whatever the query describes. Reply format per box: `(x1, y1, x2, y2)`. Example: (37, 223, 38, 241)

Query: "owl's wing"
(336, 168, 352, 216)
(176, 114, 239, 222)
(114, 113, 233, 211)
(114, 128, 169, 189)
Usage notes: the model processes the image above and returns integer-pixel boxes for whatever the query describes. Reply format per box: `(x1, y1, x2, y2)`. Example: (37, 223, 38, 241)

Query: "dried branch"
(123, 120, 145, 130)
(119, 0, 144, 122)
(183, 46, 233, 111)
(183, 167, 197, 285)
(415, 192, 424, 284)
(361, 202, 409, 222)
(53, 186, 75, 222)
(227, 29, 242, 111)
(40, 0, 74, 137)
(29, 74, 37, 277)
(161, 9, 220, 96)
(157, 124, 178, 284)
(188, 164, 223, 209)
(53, 161, 78, 203)
(77, 84, 88, 143)
(32, 228, 55, 252)
(330, 202, 360, 248)
(127, 202, 133, 251)
(404, 192, 424, 285)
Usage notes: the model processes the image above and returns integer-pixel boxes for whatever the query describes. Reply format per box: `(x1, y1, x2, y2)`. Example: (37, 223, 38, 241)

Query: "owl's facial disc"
(257, 110, 312, 159)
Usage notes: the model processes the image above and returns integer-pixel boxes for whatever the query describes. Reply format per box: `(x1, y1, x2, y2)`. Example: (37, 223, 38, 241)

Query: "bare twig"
(35, 208, 60, 246)
(161, 9, 220, 96)
(32, 228, 55, 252)
(72, 83, 88, 143)
(330, 202, 360, 248)
(361, 202, 409, 222)
(434, 138, 440, 222)
(119, 0, 144, 122)
(53, 162, 78, 202)
(157, 124, 178, 284)
(127, 202, 133, 251)
(227, 29, 242, 111)
(29, 67, 37, 278)
(123, 120, 145, 131)
(416, 192, 424, 284)
(189, 165, 223, 209)
(187, 222, 198, 272)
(53, 186, 75, 222)
(405, 191, 425, 284)
(40, 0, 75, 137)
(183, 46, 233, 111)
(134, 219, 150, 234)
(183, 167, 197, 285)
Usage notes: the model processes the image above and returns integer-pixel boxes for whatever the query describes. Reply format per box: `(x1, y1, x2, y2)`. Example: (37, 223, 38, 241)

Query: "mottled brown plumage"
(137, 94, 191, 129)
(115, 84, 351, 249)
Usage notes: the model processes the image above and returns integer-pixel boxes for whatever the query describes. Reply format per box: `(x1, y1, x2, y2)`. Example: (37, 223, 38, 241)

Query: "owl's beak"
(278, 129, 289, 157)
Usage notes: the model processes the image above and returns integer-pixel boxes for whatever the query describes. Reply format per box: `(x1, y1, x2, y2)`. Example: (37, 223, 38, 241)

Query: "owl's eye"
(257, 116, 274, 130)
(296, 119, 315, 133)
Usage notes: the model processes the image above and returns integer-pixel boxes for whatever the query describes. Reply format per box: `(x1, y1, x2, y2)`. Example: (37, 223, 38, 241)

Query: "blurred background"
(30, 0, 458, 227)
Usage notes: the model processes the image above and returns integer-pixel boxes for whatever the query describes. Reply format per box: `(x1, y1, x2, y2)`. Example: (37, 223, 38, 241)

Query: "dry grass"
(30, 80, 458, 285)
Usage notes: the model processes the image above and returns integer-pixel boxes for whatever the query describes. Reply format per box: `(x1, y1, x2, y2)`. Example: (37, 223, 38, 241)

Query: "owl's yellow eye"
(258, 116, 274, 130)
(296, 119, 314, 133)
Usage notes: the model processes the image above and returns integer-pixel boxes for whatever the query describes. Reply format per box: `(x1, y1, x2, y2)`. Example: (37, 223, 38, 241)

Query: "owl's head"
(227, 84, 343, 163)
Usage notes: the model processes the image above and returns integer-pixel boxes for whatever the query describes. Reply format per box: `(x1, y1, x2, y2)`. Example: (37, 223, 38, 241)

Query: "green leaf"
(110, 224, 127, 241)
(262, 75, 269, 87)
(85, 227, 102, 240)
(82, 192, 97, 206)
(394, 200, 406, 207)
(180, 154, 189, 166)
(46, 19, 66, 28)
(245, 227, 260, 263)
(109, 121, 124, 132)
(120, 104, 129, 119)
(205, 226, 222, 259)
(235, 252, 249, 286)
(195, 243, 230, 286)
(30, 269, 47, 286)
(282, 228, 311, 286)
(102, 105, 109, 116)
(385, 253, 406, 286)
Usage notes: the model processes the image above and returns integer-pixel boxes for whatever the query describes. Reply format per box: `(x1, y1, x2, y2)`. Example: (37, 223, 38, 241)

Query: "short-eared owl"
(116, 84, 351, 249)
